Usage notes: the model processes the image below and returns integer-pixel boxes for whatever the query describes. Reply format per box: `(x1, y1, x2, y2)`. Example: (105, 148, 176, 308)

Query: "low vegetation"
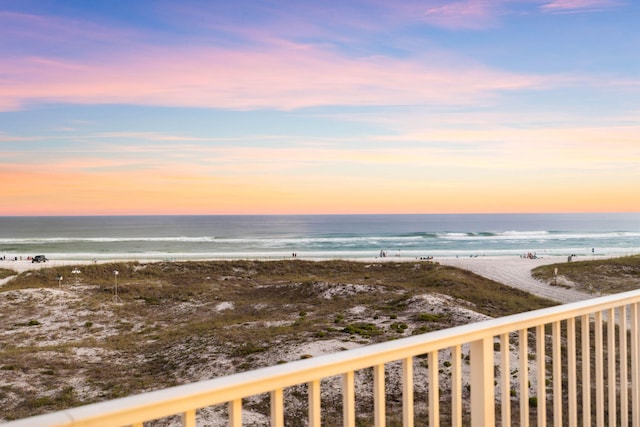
(0, 268, 15, 280)
(0, 259, 559, 422)
(532, 255, 640, 294)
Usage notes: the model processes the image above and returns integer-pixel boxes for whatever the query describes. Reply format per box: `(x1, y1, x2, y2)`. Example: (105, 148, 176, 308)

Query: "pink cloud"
(0, 42, 546, 111)
(422, 1, 501, 29)
(417, 0, 621, 27)
(539, 0, 621, 12)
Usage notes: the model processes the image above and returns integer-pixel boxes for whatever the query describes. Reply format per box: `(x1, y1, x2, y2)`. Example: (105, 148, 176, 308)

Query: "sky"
(1, 0, 638, 216)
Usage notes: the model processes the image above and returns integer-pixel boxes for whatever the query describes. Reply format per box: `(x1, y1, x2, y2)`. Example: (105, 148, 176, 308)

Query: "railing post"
(619, 306, 628, 427)
(580, 314, 591, 426)
(519, 329, 529, 427)
(373, 364, 386, 427)
(343, 371, 356, 427)
(607, 308, 617, 427)
(182, 409, 196, 427)
(470, 337, 495, 427)
(270, 389, 284, 427)
(308, 380, 321, 427)
(536, 326, 546, 427)
(500, 334, 511, 427)
(229, 399, 242, 427)
(402, 357, 414, 427)
(428, 351, 439, 427)
(567, 317, 577, 427)
(451, 346, 462, 427)
(631, 303, 639, 427)
(552, 321, 562, 427)
(595, 311, 604, 427)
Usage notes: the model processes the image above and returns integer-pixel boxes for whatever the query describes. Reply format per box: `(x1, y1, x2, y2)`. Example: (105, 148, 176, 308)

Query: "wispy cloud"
(2, 124, 636, 215)
(417, 0, 623, 29)
(539, 0, 622, 13)
(0, 42, 548, 111)
(422, 1, 502, 30)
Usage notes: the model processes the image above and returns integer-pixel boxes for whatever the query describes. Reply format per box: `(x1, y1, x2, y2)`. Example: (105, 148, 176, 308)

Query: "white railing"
(5, 289, 640, 427)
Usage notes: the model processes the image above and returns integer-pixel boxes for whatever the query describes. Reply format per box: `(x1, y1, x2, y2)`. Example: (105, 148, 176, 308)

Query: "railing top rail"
(5, 289, 640, 427)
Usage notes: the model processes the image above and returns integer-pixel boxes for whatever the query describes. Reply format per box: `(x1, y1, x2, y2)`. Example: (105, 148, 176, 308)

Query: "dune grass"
(0, 267, 16, 279)
(532, 255, 640, 294)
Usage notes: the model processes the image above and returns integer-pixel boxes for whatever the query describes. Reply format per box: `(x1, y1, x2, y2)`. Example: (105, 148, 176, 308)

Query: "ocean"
(0, 213, 638, 261)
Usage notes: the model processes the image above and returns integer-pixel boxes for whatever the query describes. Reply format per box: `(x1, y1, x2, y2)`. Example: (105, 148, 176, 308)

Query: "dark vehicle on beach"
(32, 255, 47, 263)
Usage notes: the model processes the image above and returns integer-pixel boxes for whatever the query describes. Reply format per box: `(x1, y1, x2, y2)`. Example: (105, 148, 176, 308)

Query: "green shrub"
(412, 326, 431, 335)
(342, 323, 382, 337)
(416, 313, 444, 322)
(389, 322, 408, 333)
(231, 343, 267, 357)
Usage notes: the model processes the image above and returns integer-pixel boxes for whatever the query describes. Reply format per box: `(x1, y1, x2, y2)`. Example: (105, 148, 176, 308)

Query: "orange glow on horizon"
(1, 166, 637, 216)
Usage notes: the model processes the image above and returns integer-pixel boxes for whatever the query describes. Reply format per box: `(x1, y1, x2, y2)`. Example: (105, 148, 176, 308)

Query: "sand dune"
(0, 255, 595, 304)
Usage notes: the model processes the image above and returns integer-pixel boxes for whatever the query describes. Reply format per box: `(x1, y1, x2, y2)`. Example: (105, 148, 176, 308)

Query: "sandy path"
(438, 256, 591, 304)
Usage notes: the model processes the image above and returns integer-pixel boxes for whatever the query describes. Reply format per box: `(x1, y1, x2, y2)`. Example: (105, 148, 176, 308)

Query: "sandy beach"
(0, 254, 598, 303)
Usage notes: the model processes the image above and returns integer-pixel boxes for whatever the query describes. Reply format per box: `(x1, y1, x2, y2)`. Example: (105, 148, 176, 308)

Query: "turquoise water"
(0, 213, 638, 260)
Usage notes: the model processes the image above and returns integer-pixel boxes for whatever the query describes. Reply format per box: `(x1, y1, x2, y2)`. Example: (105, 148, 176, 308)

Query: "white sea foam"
(2, 231, 638, 245)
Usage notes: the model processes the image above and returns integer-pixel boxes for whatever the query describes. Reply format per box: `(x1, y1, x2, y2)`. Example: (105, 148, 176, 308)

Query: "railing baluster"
(607, 308, 617, 426)
(581, 314, 591, 426)
(567, 317, 577, 427)
(308, 380, 321, 427)
(229, 398, 242, 427)
(373, 364, 385, 427)
(518, 329, 529, 427)
(470, 337, 495, 427)
(182, 409, 196, 427)
(343, 371, 356, 427)
(552, 321, 562, 427)
(595, 310, 604, 427)
(535, 325, 545, 427)
(631, 302, 639, 426)
(500, 334, 510, 427)
(451, 346, 462, 427)
(619, 306, 628, 427)
(402, 357, 414, 427)
(428, 351, 439, 427)
(270, 388, 284, 427)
